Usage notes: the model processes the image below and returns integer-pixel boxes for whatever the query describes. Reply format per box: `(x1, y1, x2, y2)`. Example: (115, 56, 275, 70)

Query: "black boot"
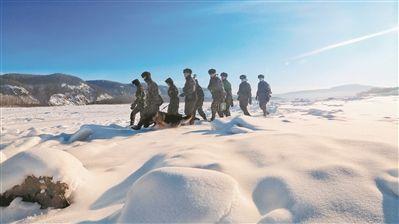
(131, 125, 141, 130)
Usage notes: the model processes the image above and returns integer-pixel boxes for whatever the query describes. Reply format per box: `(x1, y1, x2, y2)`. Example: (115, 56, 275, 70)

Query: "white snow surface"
(119, 167, 256, 223)
(0, 198, 44, 223)
(0, 96, 398, 223)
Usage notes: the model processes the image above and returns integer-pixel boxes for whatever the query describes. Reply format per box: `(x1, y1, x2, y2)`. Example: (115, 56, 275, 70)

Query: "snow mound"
(0, 148, 88, 197)
(62, 124, 134, 143)
(211, 116, 260, 134)
(257, 208, 293, 223)
(1, 136, 42, 162)
(118, 167, 242, 223)
(67, 127, 94, 143)
(252, 177, 295, 215)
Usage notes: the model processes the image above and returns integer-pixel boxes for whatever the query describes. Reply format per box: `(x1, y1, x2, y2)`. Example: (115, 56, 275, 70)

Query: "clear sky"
(2, 1, 398, 93)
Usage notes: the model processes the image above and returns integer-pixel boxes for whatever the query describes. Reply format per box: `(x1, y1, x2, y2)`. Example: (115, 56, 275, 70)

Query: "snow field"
(0, 96, 397, 223)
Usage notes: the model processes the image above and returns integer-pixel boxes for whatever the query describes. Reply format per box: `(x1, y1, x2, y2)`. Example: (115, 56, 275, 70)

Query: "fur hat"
(240, 75, 247, 80)
(208, 69, 216, 75)
(165, 77, 174, 84)
(220, 72, 228, 78)
(141, 71, 151, 79)
(258, 74, 265, 79)
(183, 68, 192, 74)
(132, 79, 141, 86)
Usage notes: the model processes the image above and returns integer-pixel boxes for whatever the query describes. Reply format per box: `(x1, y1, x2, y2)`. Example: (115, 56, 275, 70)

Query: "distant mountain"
(3, 74, 392, 107)
(275, 84, 377, 100)
(1, 73, 97, 106)
(357, 87, 399, 97)
(86, 80, 136, 104)
(0, 73, 211, 107)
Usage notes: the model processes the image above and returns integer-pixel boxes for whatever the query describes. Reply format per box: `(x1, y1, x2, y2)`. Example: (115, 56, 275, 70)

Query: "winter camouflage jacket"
(256, 80, 271, 101)
(145, 79, 163, 107)
(237, 81, 252, 103)
(222, 79, 233, 105)
(207, 76, 225, 98)
(195, 79, 204, 101)
(131, 85, 145, 109)
(183, 76, 196, 100)
(168, 84, 179, 101)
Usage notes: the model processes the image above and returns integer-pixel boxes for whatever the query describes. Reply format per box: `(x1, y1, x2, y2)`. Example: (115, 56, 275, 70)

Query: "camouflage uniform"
(194, 79, 207, 120)
(130, 85, 145, 125)
(208, 76, 225, 120)
(222, 79, 233, 117)
(182, 75, 197, 118)
(167, 83, 179, 115)
(256, 80, 271, 116)
(237, 81, 252, 116)
(135, 78, 163, 129)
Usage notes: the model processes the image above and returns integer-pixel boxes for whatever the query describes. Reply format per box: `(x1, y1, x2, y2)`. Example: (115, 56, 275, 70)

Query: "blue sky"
(2, 1, 397, 93)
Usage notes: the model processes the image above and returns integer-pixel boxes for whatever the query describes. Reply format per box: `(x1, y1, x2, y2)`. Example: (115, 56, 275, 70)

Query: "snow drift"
(0, 148, 88, 208)
(118, 167, 255, 223)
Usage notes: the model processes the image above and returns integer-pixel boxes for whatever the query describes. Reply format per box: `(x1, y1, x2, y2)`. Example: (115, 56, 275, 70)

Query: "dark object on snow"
(182, 74, 197, 124)
(152, 111, 194, 128)
(194, 79, 207, 121)
(208, 75, 225, 121)
(165, 78, 179, 115)
(256, 80, 272, 117)
(0, 175, 70, 209)
(237, 80, 252, 116)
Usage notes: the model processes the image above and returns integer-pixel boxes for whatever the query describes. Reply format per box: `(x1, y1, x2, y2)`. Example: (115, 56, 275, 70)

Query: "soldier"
(130, 79, 145, 126)
(193, 74, 207, 121)
(179, 68, 197, 124)
(220, 72, 233, 117)
(133, 71, 163, 130)
(237, 75, 252, 116)
(165, 77, 179, 115)
(207, 69, 225, 121)
(256, 74, 272, 117)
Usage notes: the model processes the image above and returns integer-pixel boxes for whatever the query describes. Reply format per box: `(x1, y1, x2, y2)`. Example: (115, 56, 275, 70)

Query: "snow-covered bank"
(0, 96, 398, 223)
